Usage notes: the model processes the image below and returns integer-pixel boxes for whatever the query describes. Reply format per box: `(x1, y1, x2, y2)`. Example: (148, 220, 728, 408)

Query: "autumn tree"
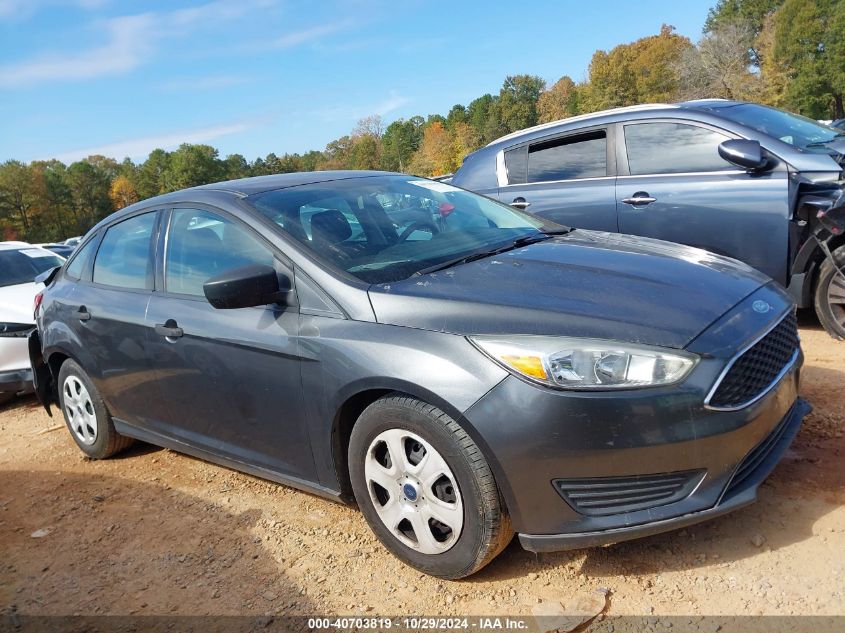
(680, 21, 763, 100)
(582, 25, 693, 111)
(537, 76, 580, 122)
(109, 175, 139, 210)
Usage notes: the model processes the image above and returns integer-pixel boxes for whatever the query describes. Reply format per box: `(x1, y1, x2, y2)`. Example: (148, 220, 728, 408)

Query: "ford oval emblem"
(752, 300, 771, 314)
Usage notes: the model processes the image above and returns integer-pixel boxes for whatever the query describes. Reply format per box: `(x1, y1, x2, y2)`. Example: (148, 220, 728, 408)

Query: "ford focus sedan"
(30, 171, 810, 579)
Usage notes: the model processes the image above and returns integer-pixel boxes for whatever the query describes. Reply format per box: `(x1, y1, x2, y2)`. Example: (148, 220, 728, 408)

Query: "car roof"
(0, 241, 35, 251)
(189, 170, 399, 196)
(485, 99, 747, 149)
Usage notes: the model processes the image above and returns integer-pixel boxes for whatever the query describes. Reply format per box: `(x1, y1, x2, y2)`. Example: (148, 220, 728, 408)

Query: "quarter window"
(93, 213, 156, 289)
(527, 131, 607, 183)
(64, 235, 97, 280)
(165, 208, 274, 297)
(624, 122, 734, 175)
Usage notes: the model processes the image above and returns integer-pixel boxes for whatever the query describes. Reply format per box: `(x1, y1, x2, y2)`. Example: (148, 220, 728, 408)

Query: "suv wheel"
(58, 359, 134, 459)
(348, 394, 512, 579)
(814, 244, 845, 340)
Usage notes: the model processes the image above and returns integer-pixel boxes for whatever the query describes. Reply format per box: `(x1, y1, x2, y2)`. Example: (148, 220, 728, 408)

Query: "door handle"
(621, 191, 657, 206)
(75, 306, 91, 322)
(511, 197, 531, 209)
(154, 319, 183, 339)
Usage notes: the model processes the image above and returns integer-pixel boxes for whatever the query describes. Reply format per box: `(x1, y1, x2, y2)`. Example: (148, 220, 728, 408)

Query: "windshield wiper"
(806, 134, 845, 148)
(413, 229, 571, 277)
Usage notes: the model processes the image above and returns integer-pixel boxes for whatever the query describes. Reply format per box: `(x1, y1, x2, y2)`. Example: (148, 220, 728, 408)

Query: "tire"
(348, 393, 512, 579)
(57, 359, 133, 459)
(814, 244, 845, 341)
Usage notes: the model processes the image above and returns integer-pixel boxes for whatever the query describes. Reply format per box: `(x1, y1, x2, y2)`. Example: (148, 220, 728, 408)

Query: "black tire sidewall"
(349, 399, 491, 578)
(57, 359, 114, 459)
(814, 245, 845, 340)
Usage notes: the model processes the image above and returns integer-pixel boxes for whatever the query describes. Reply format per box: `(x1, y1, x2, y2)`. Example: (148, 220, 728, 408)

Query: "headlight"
(469, 335, 697, 389)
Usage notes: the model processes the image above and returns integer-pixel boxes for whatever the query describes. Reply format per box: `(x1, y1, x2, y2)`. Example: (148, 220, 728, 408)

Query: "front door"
(615, 121, 791, 284)
(145, 207, 314, 479)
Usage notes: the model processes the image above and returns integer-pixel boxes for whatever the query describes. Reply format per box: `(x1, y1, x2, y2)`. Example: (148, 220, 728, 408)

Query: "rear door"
(496, 127, 618, 231)
(68, 211, 162, 421)
(615, 120, 791, 284)
(144, 206, 314, 480)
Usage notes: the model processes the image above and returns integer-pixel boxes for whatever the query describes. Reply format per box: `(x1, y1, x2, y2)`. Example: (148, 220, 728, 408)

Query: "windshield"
(712, 103, 844, 151)
(248, 175, 560, 284)
(0, 248, 64, 287)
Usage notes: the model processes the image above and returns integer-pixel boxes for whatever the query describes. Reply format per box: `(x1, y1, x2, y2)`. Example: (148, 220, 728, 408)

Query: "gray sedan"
(31, 171, 809, 578)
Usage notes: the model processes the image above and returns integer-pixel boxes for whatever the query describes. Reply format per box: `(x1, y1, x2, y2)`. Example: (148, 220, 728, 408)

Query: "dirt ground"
(1, 312, 843, 621)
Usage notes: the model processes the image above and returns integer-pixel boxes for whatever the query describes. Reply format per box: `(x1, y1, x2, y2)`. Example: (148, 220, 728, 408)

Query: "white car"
(0, 242, 65, 404)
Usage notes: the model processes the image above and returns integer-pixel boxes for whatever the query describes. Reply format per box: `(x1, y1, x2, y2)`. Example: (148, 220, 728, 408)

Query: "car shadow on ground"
(0, 470, 315, 624)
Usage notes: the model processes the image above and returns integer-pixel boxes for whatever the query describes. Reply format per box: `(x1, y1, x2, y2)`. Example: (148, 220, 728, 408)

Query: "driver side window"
(165, 208, 274, 297)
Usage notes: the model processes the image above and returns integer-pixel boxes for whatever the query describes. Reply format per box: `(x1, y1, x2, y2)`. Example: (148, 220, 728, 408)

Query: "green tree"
(0, 160, 38, 235)
(135, 149, 171, 199)
(772, 0, 845, 118)
(382, 118, 423, 171)
(66, 159, 114, 230)
(498, 75, 546, 133)
(162, 144, 225, 191)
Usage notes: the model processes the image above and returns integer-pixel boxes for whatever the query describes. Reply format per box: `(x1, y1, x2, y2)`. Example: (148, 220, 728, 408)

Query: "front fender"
(28, 329, 53, 416)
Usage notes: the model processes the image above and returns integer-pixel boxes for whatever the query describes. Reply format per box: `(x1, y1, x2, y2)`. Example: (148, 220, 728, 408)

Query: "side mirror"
(203, 264, 291, 310)
(718, 139, 769, 171)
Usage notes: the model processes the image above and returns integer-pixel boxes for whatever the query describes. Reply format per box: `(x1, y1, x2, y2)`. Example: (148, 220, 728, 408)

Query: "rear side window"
(624, 122, 734, 175)
(64, 235, 97, 280)
(93, 213, 156, 289)
(527, 131, 607, 183)
(165, 208, 274, 297)
(504, 147, 527, 185)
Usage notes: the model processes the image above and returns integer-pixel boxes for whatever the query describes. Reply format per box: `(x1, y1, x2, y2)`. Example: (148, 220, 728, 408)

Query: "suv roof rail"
(487, 103, 677, 146)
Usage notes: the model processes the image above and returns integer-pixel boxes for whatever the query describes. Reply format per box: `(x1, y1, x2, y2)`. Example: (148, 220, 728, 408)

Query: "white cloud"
(49, 119, 255, 163)
(374, 91, 410, 116)
(0, 0, 278, 87)
(268, 19, 356, 49)
(0, 0, 107, 20)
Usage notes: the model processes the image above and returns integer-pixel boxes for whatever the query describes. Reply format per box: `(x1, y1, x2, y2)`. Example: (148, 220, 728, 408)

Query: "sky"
(0, 0, 715, 164)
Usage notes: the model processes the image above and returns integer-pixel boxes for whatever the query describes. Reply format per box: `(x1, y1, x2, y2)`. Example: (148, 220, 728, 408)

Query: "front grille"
(724, 406, 794, 497)
(553, 470, 705, 517)
(707, 312, 799, 410)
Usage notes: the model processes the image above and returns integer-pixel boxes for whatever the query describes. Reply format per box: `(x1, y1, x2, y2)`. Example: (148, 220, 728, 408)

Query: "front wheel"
(814, 244, 845, 340)
(57, 359, 134, 459)
(348, 394, 512, 579)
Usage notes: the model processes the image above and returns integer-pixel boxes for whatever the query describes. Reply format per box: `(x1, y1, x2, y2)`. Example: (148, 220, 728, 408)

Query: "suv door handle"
(621, 192, 657, 206)
(154, 319, 183, 339)
(511, 197, 531, 209)
(75, 306, 91, 322)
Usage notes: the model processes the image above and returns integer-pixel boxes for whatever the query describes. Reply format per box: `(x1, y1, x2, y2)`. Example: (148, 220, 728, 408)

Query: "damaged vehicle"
(30, 172, 810, 578)
(451, 100, 845, 339)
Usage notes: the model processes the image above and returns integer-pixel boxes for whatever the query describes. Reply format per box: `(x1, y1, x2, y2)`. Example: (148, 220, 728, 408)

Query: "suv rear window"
(527, 131, 607, 183)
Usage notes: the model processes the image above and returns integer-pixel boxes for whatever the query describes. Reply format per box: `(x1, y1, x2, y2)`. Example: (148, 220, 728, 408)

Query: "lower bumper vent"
(553, 470, 705, 517)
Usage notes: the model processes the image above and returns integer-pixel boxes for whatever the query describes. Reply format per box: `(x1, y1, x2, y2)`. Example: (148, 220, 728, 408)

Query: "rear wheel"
(348, 394, 512, 579)
(814, 244, 845, 340)
(57, 359, 133, 459)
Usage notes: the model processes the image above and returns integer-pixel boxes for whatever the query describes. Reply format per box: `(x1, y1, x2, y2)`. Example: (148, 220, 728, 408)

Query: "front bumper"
(461, 284, 810, 549)
(518, 397, 810, 552)
(0, 367, 34, 394)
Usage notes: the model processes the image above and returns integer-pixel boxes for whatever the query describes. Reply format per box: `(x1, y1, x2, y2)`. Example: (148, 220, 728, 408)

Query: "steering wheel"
(397, 220, 439, 242)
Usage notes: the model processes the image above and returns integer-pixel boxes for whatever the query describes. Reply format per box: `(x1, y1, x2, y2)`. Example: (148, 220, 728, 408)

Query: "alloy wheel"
(828, 271, 845, 330)
(364, 428, 463, 554)
(63, 375, 97, 446)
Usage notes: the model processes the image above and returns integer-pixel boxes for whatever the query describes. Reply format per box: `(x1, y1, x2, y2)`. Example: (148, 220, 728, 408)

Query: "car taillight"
(34, 291, 44, 318)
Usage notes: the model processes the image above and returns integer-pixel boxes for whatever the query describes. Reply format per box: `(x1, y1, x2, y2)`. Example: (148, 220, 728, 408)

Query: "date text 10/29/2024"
(307, 617, 529, 630)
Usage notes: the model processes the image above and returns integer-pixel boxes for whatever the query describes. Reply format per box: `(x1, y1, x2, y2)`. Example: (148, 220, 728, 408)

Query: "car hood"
(0, 282, 40, 325)
(368, 230, 772, 349)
